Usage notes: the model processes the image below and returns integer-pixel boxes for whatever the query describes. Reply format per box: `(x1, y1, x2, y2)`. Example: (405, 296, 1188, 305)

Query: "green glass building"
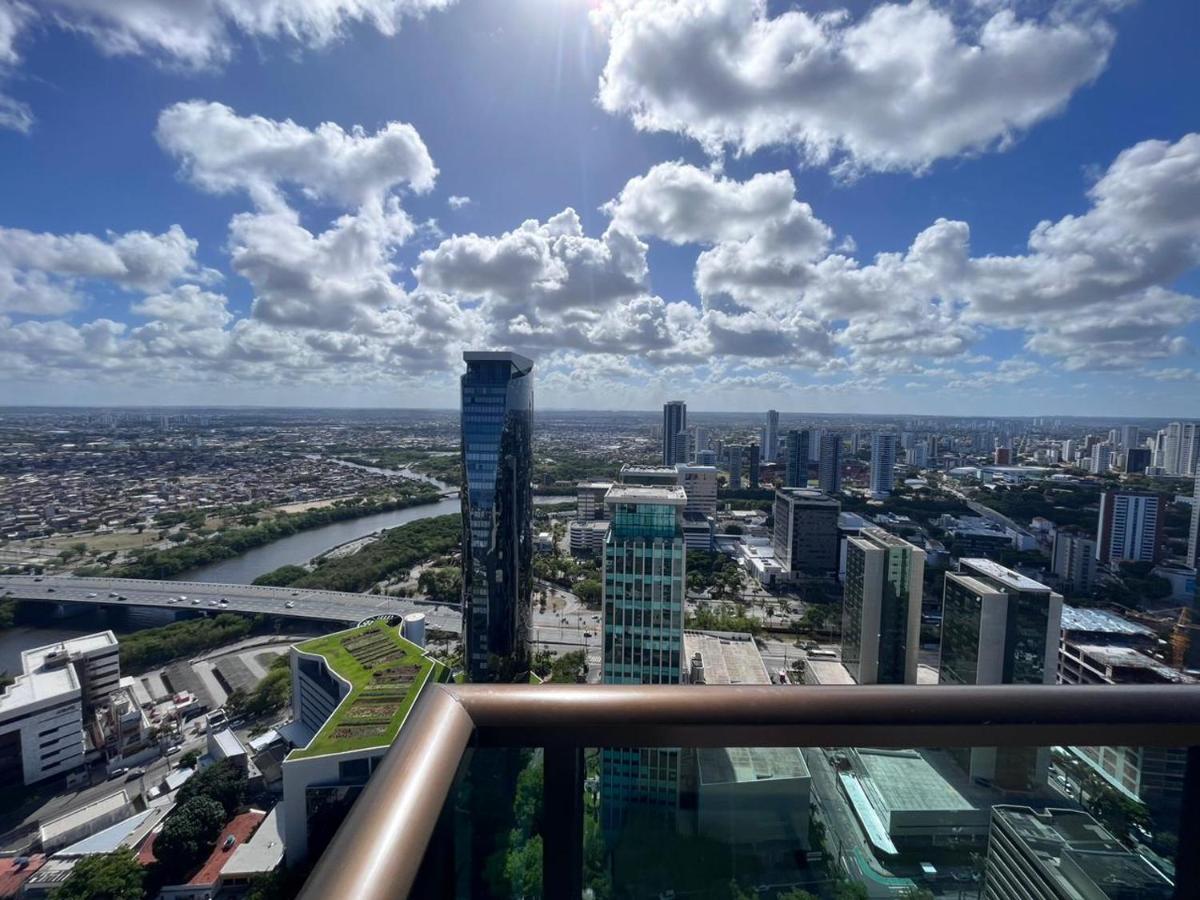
(601, 484, 687, 831)
(842, 527, 926, 684)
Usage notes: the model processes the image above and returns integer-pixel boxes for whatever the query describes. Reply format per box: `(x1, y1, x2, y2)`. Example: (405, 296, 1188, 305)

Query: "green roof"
(288, 621, 448, 760)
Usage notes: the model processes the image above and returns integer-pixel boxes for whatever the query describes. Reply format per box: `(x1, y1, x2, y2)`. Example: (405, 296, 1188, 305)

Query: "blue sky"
(0, 0, 1198, 414)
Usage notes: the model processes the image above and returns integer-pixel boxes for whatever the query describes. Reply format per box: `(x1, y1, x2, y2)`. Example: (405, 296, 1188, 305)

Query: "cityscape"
(1, 0, 1199, 897)
(0, 366, 1197, 897)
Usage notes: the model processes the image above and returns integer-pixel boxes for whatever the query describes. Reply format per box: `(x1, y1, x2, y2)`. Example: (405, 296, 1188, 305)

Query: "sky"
(0, 0, 1198, 416)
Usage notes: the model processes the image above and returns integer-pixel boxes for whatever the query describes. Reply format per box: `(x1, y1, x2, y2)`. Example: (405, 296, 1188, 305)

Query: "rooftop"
(462, 350, 533, 372)
(698, 746, 809, 786)
(1060, 605, 1153, 637)
(188, 810, 266, 887)
(960, 558, 1052, 592)
(0, 854, 45, 897)
(604, 484, 687, 505)
(993, 805, 1172, 898)
(39, 791, 129, 846)
(684, 631, 771, 685)
(289, 622, 447, 760)
(57, 807, 168, 857)
(854, 749, 976, 815)
(221, 803, 285, 878)
(776, 487, 839, 506)
(0, 630, 118, 711)
(1073, 644, 1196, 683)
(853, 526, 919, 551)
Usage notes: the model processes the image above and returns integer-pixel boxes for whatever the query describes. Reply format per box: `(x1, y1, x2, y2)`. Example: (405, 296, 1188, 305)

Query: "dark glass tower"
(460, 351, 534, 683)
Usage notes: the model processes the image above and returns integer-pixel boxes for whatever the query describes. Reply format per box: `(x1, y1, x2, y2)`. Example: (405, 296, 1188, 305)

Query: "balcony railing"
(297, 684, 1200, 899)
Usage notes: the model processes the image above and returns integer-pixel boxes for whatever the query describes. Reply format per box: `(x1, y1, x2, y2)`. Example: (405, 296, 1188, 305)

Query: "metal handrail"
(298, 683, 1200, 900)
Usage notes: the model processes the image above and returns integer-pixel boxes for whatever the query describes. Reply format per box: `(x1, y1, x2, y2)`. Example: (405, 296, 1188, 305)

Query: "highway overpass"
(0, 574, 462, 633)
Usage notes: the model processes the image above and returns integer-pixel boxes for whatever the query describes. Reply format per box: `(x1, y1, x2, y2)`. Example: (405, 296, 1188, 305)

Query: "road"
(0, 574, 463, 631)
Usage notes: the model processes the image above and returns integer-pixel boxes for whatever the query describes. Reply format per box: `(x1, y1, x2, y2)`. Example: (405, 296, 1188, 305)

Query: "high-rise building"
(807, 428, 822, 462)
(693, 426, 709, 456)
(983, 806, 1172, 900)
(841, 528, 926, 685)
(771, 488, 840, 576)
(1050, 532, 1096, 594)
(748, 443, 760, 489)
(784, 430, 808, 488)
(1163, 421, 1183, 474)
(817, 432, 842, 493)
(1061, 439, 1075, 464)
(869, 433, 896, 496)
(1096, 490, 1162, 565)
(601, 484, 687, 830)
(1089, 442, 1111, 475)
(662, 400, 687, 465)
(675, 464, 718, 519)
(727, 444, 743, 489)
(576, 481, 613, 521)
(1183, 422, 1200, 476)
(1124, 446, 1151, 474)
(1121, 424, 1139, 451)
(1188, 475, 1200, 572)
(940, 559, 1063, 791)
(763, 410, 779, 461)
(460, 351, 534, 683)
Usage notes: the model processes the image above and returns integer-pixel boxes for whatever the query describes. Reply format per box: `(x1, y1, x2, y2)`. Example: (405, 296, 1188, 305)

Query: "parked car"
(109, 767, 128, 778)
(223, 835, 237, 850)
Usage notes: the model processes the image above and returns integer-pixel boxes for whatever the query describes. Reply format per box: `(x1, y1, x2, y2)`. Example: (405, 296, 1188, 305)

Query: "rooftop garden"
(289, 621, 447, 759)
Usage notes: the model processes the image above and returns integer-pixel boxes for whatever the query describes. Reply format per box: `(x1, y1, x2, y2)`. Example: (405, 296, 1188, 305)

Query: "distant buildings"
(940, 559, 1063, 791)
(1096, 490, 1162, 565)
(983, 806, 1172, 900)
(869, 433, 896, 496)
(601, 484, 687, 830)
(818, 432, 842, 493)
(727, 444, 743, 489)
(1124, 446, 1151, 474)
(841, 528, 925, 684)
(575, 481, 613, 521)
(748, 443, 760, 488)
(662, 400, 687, 465)
(784, 430, 808, 488)
(675, 464, 718, 519)
(0, 632, 119, 785)
(772, 488, 840, 577)
(1050, 532, 1097, 593)
(460, 351, 534, 683)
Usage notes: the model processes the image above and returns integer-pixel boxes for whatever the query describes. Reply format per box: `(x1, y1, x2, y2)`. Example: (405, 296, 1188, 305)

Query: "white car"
(191, 598, 201, 605)
(86, 592, 97, 598)
(179, 595, 188, 601)
(285, 600, 295, 609)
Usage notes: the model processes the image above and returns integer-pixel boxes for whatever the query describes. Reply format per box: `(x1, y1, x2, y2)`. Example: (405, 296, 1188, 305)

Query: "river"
(176, 454, 570, 584)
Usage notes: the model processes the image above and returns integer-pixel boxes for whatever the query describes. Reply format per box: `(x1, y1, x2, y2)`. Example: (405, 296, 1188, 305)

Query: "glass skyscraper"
(601, 484, 687, 832)
(460, 351, 534, 683)
(842, 527, 925, 684)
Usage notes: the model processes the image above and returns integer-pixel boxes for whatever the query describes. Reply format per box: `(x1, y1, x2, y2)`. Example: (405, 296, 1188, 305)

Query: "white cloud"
(0, 223, 212, 315)
(157, 101, 436, 211)
(31, 0, 454, 70)
(447, 195, 472, 210)
(595, 0, 1114, 174)
(131, 284, 232, 329)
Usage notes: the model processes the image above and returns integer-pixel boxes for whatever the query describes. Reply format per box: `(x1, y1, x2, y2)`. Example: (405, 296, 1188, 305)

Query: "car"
(109, 591, 119, 597)
(285, 600, 295, 609)
(191, 598, 201, 605)
(166, 745, 182, 755)
(117, 595, 127, 601)
(33, 576, 43, 582)
(179, 595, 187, 601)
(125, 767, 145, 780)
(222, 835, 237, 851)
(291, 590, 299, 595)
(109, 766, 128, 778)
(86, 592, 97, 598)
(209, 599, 219, 606)
(46, 586, 55, 592)
(583, 631, 594, 638)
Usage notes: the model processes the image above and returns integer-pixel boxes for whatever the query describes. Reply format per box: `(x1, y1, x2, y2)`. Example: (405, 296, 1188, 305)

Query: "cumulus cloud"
(594, 0, 1114, 174)
(157, 101, 437, 210)
(0, 223, 212, 315)
(447, 195, 472, 210)
(131, 285, 232, 329)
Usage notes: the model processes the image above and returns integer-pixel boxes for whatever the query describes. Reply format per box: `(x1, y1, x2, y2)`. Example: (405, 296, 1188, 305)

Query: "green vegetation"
(971, 484, 1099, 531)
(411, 453, 461, 483)
(530, 649, 587, 683)
(533, 554, 600, 591)
(417, 567, 461, 604)
(687, 602, 762, 636)
(50, 848, 144, 900)
(227, 655, 291, 719)
(109, 491, 440, 580)
(120, 613, 259, 672)
(154, 796, 226, 878)
(277, 514, 462, 593)
(178, 749, 200, 769)
(251, 564, 309, 587)
(289, 622, 447, 758)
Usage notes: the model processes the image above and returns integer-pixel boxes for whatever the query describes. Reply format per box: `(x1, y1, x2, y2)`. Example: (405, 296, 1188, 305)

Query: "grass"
(288, 622, 447, 759)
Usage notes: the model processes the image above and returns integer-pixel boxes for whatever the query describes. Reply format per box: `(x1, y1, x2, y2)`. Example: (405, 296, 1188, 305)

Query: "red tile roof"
(187, 811, 265, 887)
(138, 830, 159, 866)
(0, 854, 46, 898)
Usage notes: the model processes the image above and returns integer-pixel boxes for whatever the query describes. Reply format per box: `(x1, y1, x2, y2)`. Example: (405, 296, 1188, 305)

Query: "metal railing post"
(543, 745, 585, 899)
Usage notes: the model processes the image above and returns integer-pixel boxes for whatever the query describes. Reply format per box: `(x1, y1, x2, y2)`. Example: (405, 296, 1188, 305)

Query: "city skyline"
(1, 1, 1198, 415)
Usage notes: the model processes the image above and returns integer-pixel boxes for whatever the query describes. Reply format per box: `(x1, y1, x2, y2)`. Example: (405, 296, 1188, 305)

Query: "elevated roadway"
(0, 574, 462, 632)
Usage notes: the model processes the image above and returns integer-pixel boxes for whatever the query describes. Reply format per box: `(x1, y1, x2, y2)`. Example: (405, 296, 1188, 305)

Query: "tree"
(51, 848, 144, 900)
(154, 796, 226, 878)
(548, 650, 587, 683)
(178, 749, 200, 769)
(176, 759, 247, 817)
(833, 881, 869, 900)
(418, 567, 462, 604)
(777, 891, 819, 900)
(575, 578, 602, 606)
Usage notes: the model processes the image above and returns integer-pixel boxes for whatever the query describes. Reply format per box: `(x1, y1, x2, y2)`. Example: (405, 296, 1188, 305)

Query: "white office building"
(0, 632, 119, 786)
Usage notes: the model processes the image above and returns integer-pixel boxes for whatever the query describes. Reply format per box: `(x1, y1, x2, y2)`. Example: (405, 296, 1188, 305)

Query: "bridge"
(0, 574, 463, 633)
